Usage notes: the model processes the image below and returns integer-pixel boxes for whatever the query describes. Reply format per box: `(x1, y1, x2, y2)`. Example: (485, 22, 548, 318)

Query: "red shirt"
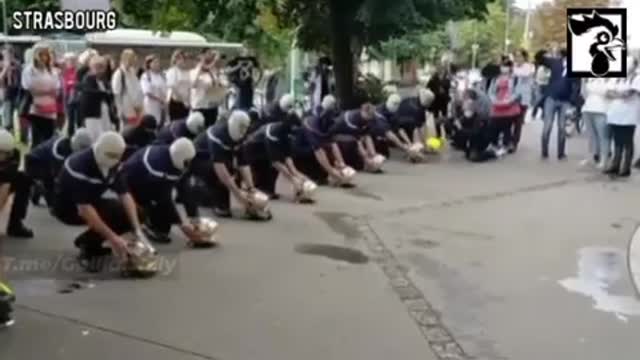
(62, 66, 77, 100)
(491, 76, 521, 118)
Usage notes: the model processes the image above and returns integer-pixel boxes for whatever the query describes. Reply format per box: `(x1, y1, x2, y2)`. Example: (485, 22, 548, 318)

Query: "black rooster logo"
(568, 10, 625, 77)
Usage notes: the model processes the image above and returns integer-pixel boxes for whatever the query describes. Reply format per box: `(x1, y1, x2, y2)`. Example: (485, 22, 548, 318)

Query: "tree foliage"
(455, 0, 525, 67)
(530, 0, 620, 50)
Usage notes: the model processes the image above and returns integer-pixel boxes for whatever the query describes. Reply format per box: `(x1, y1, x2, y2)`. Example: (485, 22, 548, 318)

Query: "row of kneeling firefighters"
(0, 89, 450, 327)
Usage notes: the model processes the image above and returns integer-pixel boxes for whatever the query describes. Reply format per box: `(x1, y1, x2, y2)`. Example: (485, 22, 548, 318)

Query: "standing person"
(605, 56, 640, 178)
(191, 49, 227, 127)
(481, 55, 504, 92)
(112, 49, 144, 130)
(0, 47, 21, 133)
(140, 54, 167, 128)
(21, 43, 60, 147)
(72, 49, 98, 131)
(226, 48, 261, 110)
(310, 56, 332, 110)
(427, 67, 451, 139)
(540, 48, 581, 160)
(488, 59, 520, 154)
(78, 56, 117, 142)
(62, 52, 78, 136)
(581, 77, 611, 169)
(166, 50, 191, 122)
(532, 49, 551, 120)
(512, 48, 535, 152)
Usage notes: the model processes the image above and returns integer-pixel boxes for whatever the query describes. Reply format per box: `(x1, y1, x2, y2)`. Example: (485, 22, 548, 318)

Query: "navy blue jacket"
(194, 123, 247, 166)
(543, 57, 581, 104)
(155, 120, 194, 145)
(396, 97, 427, 128)
(242, 122, 294, 163)
(28, 136, 72, 167)
(55, 149, 128, 209)
(0, 150, 21, 184)
(121, 145, 182, 222)
(329, 110, 371, 140)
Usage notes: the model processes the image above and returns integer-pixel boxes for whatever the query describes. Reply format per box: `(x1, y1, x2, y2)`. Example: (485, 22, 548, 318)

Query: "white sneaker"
(580, 158, 594, 167)
(495, 147, 507, 157)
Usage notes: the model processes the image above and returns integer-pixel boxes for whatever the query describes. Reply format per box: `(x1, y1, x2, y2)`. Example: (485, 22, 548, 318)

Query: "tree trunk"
(328, 0, 356, 109)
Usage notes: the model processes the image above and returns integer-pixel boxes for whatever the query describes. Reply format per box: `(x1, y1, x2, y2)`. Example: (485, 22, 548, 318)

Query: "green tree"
(454, 0, 525, 68)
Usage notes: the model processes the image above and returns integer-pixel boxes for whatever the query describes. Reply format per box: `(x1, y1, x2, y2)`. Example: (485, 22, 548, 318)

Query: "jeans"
(582, 111, 609, 164)
(541, 97, 570, 157)
(2, 98, 16, 130)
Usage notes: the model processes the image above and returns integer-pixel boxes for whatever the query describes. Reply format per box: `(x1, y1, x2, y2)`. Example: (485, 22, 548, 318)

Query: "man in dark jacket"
(540, 48, 581, 160)
(77, 56, 117, 132)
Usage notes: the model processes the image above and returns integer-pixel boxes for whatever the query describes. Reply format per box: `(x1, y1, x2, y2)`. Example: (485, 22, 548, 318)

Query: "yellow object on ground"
(425, 137, 442, 152)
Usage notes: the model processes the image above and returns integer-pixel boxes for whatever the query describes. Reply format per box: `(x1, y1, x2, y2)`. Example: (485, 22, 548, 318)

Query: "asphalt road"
(1, 119, 640, 360)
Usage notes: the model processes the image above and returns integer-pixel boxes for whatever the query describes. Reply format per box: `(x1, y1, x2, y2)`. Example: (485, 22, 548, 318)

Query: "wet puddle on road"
(559, 247, 640, 322)
(295, 244, 369, 264)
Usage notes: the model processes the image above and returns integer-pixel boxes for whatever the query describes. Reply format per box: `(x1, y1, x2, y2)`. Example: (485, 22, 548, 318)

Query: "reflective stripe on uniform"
(143, 147, 180, 181)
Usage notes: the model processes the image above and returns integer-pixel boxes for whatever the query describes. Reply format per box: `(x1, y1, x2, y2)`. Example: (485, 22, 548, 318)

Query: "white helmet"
(71, 128, 93, 152)
(418, 88, 435, 107)
(279, 94, 294, 113)
(92, 131, 126, 170)
(228, 110, 251, 141)
(386, 93, 402, 113)
(169, 137, 196, 171)
(0, 129, 15, 152)
(186, 111, 205, 135)
(321, 95, 337, 111)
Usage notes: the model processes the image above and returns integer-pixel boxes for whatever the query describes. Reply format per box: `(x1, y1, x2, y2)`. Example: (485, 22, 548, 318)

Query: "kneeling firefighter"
(240, 107, 317, 202)
(372, 93, 425, 165)
(121, 138, 204, 244)
(395, 88, 435, 144)
(331, 103, 384, 173)
(291, 95, 353, 186)
(193, 110, 271, 220)
(122, 114, 158, 160)
(52, 131, 147, 272)
(154, 111, 206, 145)
(27, 128, 93, 207)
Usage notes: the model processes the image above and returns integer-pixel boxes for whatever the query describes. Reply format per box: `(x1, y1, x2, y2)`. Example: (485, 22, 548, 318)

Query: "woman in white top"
(581, 77, 611, 168)
(190, 49, 228, 127)
(166, 49, 192, 122)
(512, 48, 535, 151)
(112, 48, 144, 129)
(604, 56, 640, 177)
(21, 43, 61, 147)
(140, 54, 167, 127)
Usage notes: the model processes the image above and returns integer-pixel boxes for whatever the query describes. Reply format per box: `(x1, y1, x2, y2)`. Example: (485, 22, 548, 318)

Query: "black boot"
(213, 207, 232, 218)
(142, 224, 171, 244)
(7, 221, 33, 238)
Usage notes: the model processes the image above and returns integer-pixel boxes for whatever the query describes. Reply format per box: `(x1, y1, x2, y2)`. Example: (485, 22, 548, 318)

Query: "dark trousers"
(130, 186, 181, 235)
(190, 158, 231, 212)
(3, 171, 31, 229)
(491, 116, 516, 147)
(609, 124, 635, 173)
(28, 114, 55, 147)
(53, 198, 132, 254)
(432, 107, 447, 138)
(66, 102, 78, 137)
(293, 150, 329, 184)
(24, 155, 55, 206)
(194, 107, 219, 128)
(236, 87, 254, 110)
(168, 99, 190, 122)
(336, 139, 365, 171)
(250, 158, 279, 195)
(373, 137, 391, 158)
(512, 106, 527, 146)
